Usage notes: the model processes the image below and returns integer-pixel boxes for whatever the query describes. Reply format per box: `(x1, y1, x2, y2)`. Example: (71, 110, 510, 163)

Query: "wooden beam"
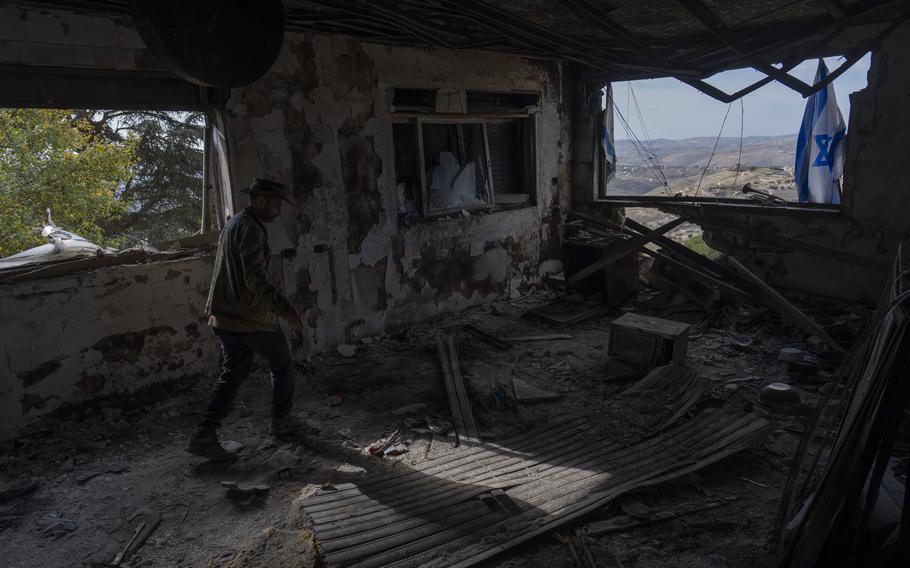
(726, 256, 844, 351)
(676, 0, 814, 96)
(638, 248, 750, 299)
(567, 217, 686, 285)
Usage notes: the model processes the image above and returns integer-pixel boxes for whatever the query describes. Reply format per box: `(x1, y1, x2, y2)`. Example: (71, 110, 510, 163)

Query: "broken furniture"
(608, 313, 691, 366)
(564, 231, 639, 308)
(775, 242, 910, 566)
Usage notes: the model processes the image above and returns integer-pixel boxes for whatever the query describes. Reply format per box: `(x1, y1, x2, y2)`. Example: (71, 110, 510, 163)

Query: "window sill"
(594, 196, 842, 217)
(0, 241, 216, 286)
(398, 201, 535, 226)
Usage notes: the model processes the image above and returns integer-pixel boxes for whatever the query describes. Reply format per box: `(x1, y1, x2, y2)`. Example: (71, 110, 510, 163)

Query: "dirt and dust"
(0, 282, 876, 568)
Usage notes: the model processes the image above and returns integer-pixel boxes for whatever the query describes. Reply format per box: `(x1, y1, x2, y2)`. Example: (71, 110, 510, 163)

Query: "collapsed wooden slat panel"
(777, 242, 910, 567)
(304, 398, 772, 568)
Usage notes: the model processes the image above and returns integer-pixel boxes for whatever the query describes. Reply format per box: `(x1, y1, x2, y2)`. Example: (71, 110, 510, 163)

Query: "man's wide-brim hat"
(240, 178, 293, 204)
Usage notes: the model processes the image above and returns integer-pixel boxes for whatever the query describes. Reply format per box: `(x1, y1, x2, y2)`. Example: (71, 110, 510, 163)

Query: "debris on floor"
(0, 260, 902, 568)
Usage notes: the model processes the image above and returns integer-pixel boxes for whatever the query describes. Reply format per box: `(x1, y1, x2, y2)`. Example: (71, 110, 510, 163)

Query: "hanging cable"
(629, 83, 660, 169)
(731, 98, 745, 193)
(610, 87, 672, 194)
(695, 102, 732, 197)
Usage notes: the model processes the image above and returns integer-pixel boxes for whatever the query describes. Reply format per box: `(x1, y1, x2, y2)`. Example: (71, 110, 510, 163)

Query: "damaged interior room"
(2, 1, 910, 566)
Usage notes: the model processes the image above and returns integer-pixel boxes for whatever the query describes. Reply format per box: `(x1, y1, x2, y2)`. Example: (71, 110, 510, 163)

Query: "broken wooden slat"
(619, 216, 753, 287)
(726, 256, 844, 352)
(638, 247, 749, 299)
(778, 243, 910, 566)
(304, 399, 773, 568)
(567, 217, 686, 285)
(437, 334, 481, 447)
(507, 334, 574, 342)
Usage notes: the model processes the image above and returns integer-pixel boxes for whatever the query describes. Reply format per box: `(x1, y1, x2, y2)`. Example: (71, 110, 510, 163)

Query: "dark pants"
(198, 328, 295, 430)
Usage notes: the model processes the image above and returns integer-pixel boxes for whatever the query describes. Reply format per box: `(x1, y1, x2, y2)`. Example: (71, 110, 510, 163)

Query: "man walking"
(188, 178, 308, 461)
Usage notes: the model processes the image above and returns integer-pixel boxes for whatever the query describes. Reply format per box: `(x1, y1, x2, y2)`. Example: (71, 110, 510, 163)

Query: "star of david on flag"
(795, 59, 846, 204)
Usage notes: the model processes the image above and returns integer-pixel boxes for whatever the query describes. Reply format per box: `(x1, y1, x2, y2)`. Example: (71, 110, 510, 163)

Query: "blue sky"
(609, 54, 871, 140)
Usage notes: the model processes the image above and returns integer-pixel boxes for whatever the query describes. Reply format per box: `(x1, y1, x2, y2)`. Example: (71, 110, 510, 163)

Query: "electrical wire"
(731, 98, 745, 192)
(629, 83, 660, 169)
(695, 102, 732, 197)
(609, 84, 672, 194)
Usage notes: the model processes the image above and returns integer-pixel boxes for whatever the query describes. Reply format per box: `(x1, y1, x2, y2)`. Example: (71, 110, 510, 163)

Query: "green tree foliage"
(0, 109, 135, 257)
(92, 111, 205, 245)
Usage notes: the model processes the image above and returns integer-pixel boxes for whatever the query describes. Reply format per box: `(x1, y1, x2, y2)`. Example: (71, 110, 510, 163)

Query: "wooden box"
(608, 313, 690, 365)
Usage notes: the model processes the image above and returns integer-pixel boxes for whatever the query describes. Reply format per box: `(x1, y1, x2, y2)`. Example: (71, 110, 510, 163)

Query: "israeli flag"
(602, 84, 617, 181)
(795, 59, 846, 204)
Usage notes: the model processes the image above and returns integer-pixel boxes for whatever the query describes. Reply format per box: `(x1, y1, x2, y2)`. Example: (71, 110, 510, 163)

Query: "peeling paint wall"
(0, 256, 219, 441)
(223, 33, 572, 351)
(0, 8, 573, 439)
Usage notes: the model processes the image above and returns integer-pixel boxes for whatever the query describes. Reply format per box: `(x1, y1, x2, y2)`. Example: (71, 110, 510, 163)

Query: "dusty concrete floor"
(0, 286, 872, 568)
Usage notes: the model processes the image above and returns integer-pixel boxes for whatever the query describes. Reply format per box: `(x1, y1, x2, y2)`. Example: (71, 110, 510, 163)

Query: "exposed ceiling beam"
(676, 0, 816, 96)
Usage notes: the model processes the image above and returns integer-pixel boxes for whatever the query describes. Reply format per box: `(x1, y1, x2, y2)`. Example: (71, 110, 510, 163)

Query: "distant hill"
(614, 135, 797, 168)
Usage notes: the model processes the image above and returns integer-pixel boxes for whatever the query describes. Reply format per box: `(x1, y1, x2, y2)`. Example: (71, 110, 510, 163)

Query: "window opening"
(394, 113, 536, 218)
(597, 55, 869, 208)
(0, 108, 209, 267)
(423, 122, 491, 212)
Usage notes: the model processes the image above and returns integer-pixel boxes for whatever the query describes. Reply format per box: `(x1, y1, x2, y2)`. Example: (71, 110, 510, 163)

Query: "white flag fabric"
(602, 84, 617, 181)
(795, 59, 846, 204)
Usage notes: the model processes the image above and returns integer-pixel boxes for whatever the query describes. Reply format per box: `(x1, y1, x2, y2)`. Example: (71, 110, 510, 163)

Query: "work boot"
(270, 414, 318, 439)
(186, 428, 238, 462)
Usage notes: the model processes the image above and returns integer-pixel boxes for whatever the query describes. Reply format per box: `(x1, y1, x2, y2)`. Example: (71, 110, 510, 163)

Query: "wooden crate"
(608, 312, 690, 365)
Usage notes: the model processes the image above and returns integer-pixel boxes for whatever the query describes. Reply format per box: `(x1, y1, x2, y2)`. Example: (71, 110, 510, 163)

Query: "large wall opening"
(600, 55, 870, 205)
(0, 108, 206, 262)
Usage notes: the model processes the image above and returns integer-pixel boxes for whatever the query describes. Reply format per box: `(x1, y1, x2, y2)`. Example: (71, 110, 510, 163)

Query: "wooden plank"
(304, 416, 593, 507)
(570, 212, 725, 280)
(619, 216, 749, 284)
(727, 256, 844, 352)
(638, 248, 749, 298)
(567, 217, 686, 285)
(447, 334, 482, 446)
(310, 378, 728, 525)
(311, 403, 730, 535)
(308, 401, 769, 568)
(359, 405, 771, 568)
(437, 334, 470, 447)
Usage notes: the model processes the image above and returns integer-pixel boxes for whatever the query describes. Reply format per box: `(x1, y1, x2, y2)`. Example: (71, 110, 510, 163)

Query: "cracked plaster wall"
(0, 256, 219, 441)
(223, 32, 572, 353)
(0, 8, 574, 440)
(669, 22, 910, 303)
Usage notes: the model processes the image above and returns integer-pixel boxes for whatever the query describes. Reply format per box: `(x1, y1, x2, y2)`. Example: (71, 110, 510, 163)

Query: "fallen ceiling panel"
(303, 397, 774, 567)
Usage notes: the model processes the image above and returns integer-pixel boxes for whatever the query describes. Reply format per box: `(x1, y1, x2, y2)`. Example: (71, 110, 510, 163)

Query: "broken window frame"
(392, 111, 537, 218)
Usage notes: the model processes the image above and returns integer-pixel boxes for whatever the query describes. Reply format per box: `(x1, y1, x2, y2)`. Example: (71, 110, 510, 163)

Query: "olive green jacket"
(204, 208, 293, 332)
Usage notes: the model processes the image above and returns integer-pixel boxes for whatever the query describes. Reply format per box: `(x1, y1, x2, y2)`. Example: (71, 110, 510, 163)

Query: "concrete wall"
(0, 7, 572, 439)
(675, 22, 910, 303)
(222, 32, 571, 352)
(0, 255, 219, 440)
